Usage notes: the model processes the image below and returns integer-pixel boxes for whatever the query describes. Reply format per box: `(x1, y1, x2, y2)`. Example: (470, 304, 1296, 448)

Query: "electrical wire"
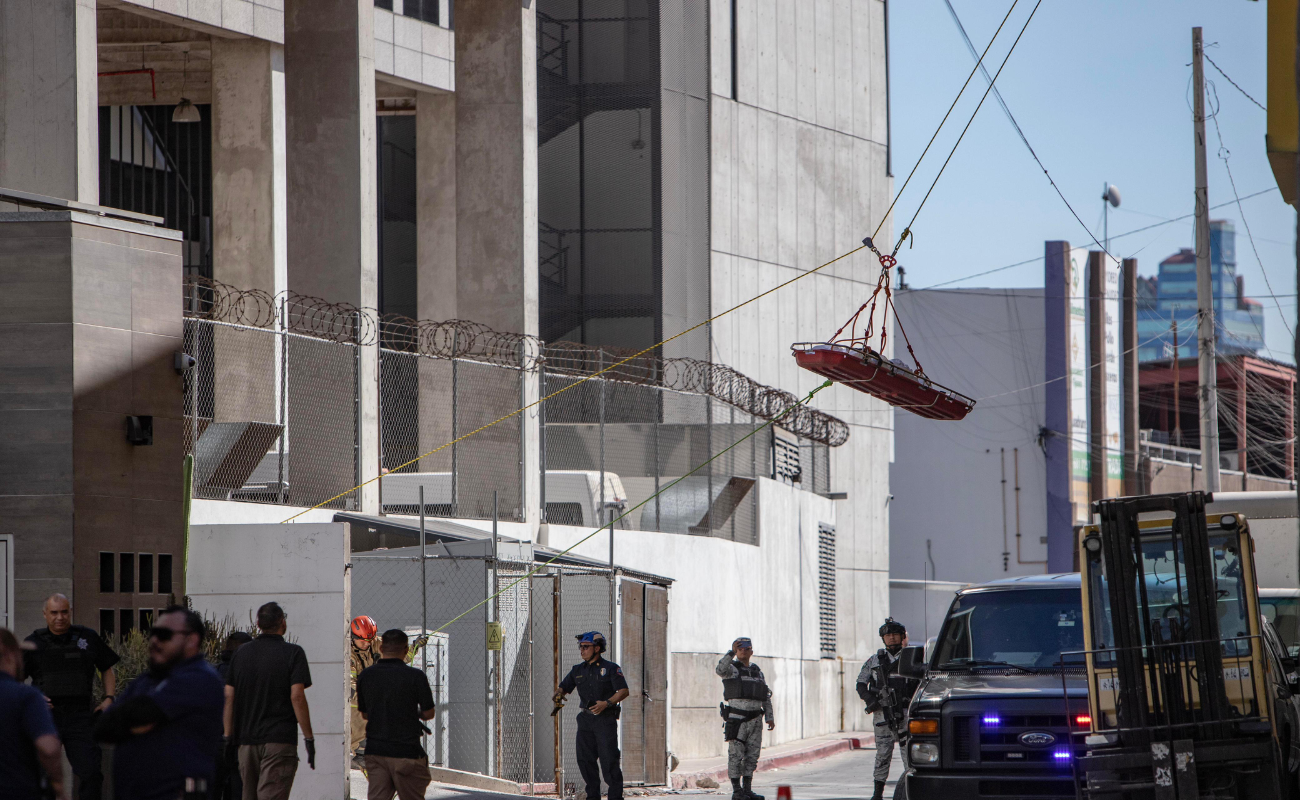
(1203, 52, 1266, 112)
(940, 0, 1113, 260)
(894, 0, 1046, 254)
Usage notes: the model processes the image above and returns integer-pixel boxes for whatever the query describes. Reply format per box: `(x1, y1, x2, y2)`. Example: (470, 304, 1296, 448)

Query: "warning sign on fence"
(486, 621, 503, 651)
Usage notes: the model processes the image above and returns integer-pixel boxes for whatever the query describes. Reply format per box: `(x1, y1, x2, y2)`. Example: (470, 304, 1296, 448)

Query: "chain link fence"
(351, 550, 664, 792)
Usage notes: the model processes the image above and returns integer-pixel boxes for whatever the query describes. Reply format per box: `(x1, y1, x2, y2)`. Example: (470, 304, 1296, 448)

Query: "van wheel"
(891, 779, 907, 800)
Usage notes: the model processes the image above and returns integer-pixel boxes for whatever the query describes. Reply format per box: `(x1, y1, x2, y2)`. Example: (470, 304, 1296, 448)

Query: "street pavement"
(348, 744, 905, 800)
(745, 744, 906, 800)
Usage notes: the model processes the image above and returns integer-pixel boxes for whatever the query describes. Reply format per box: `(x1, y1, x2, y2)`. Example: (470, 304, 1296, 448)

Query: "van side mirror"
(897, 645, 927, 679)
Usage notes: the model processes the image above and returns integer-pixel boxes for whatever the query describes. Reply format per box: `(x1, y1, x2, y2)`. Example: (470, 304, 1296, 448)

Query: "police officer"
(94, 606, 225, 800)
(856, 618, 919, 800)
(555, 632, 629, 800)
(350, 615, 379, 765)
(715, 637, 773, 800)
(24, 593, 119, 800)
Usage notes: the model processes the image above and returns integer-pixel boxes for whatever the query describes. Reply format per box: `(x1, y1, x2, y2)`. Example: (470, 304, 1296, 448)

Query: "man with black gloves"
(215, 632, 252, 800)
(95, 606, 225, 800)
(856, 618, 919, 800)
(556, 631, 629, 800)
(356, 629, 437, 800)
(715, 638, 774, 800)
(24, 593, 119, 800)
(225, 602, 314, 800)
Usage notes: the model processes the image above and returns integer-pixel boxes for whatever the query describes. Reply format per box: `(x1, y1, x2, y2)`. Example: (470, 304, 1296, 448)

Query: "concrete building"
(0, 0, 893, 774)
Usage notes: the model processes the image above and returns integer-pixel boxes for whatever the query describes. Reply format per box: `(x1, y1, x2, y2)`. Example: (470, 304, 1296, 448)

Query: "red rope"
(823, 250, 925, 375)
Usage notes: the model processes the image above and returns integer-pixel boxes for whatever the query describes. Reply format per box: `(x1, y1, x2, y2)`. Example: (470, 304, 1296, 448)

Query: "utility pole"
(1192, 27, 1221, 491)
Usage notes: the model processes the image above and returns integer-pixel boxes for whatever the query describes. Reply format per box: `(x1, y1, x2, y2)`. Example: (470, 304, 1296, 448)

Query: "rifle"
(868, 650, 907, 739)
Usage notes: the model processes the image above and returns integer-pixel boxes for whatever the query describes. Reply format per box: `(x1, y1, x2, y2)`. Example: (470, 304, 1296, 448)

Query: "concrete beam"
(0, 0, 99, 203)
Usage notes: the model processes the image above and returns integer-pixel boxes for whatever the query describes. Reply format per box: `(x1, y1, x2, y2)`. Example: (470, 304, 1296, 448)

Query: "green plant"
(93, 612, 257, 701)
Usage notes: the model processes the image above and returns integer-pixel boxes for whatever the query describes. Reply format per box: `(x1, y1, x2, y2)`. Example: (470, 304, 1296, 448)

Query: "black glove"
(304, 738, 316, 770)
(221, 735, 236, 764)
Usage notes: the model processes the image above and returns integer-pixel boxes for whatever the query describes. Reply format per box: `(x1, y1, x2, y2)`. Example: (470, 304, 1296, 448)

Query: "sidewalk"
(669, 730, 875, 790)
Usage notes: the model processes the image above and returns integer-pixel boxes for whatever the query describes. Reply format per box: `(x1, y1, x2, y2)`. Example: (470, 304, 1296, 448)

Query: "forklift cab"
(1072, 492, 1285, 799)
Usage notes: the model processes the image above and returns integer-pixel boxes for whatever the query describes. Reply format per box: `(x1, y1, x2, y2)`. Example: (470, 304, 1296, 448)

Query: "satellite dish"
(1103, 184, 1121, 208)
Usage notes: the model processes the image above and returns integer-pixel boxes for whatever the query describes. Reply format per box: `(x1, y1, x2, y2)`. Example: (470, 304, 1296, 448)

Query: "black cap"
(879, 617, 906, 638)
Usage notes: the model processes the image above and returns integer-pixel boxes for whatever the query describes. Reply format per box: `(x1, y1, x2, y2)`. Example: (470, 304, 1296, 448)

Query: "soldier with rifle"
(856, 618, 919, 800)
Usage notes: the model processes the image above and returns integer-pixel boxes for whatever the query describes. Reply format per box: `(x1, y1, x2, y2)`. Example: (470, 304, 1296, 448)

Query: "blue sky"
(888, 0, 1295, 361)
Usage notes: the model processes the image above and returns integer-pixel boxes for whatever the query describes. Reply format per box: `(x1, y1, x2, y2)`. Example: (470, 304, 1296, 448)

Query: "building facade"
(0, 0, 893, 765)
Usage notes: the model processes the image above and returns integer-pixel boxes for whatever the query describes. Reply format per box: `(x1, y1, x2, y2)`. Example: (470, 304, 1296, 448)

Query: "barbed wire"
(183, 277, 850, 447)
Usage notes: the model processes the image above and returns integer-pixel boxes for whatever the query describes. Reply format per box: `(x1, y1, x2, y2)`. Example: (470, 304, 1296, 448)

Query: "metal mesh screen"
(184, 319, 360, 509)
(558, 570, 616, 797)
(541, 368, 770, 545)
(817, 524, 836, 658)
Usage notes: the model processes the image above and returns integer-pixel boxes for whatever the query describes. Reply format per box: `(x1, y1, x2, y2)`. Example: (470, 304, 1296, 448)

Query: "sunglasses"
(579, 643, 597, 649)
(149, 626, 195, 642)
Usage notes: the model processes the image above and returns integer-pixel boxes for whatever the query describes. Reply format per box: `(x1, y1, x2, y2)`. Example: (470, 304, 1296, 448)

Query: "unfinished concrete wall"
(0, 211, 184, 634)
(708, 0, 893, 680)
(0, 0, 99, 203)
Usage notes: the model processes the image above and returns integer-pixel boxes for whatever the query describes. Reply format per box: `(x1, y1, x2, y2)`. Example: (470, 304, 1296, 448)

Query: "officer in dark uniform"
(555, 631, 630, 800)
(24, 593, 120, 800)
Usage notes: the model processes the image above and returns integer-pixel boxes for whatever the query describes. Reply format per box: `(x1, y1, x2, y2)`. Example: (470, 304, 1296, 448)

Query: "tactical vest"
(723, 661, 769, 701)
(876, 649, 919, 702)
(32, 627, 98, 700)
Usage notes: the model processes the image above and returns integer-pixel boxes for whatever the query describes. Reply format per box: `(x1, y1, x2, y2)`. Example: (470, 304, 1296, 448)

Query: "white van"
(379, 470, 627, 528)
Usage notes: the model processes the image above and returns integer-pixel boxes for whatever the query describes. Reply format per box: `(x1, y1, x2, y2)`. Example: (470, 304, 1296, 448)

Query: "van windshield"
(932, 588, 1084, 670)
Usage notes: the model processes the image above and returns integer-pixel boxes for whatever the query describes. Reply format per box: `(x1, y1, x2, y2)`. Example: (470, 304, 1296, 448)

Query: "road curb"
(670, 735, 874, 790)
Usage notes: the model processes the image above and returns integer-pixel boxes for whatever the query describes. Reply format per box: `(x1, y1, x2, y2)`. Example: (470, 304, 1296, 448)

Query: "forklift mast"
(1093, 492, 1231, 740)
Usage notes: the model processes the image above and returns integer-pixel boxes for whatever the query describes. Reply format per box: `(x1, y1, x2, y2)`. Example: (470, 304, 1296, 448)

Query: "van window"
(1260, 596, 1300, 657)
(933, 588, 1084, 669)
(545, 503, 586, 526)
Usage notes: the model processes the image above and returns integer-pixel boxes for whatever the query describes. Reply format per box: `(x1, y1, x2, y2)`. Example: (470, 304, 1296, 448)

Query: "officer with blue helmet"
(555, 631, 630, 800)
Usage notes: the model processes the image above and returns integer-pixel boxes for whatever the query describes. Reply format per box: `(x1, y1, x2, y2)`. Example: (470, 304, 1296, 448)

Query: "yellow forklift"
(1072, 491, 1300, 799)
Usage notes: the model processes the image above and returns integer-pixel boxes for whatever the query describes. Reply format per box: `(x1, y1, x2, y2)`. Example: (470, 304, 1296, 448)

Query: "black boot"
(870, 780, 886, 800)
(742, 775, 763, 800)
(731, 778, 745, 800)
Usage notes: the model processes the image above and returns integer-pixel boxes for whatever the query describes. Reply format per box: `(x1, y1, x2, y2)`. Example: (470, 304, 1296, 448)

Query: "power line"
(940, 0, 1113, 261)
(918, 187, 1279, 290)
(1203, 52, 1267, 112)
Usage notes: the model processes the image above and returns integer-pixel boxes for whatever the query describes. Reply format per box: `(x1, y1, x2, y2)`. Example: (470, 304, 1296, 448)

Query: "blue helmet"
(576, 631, 607, 653)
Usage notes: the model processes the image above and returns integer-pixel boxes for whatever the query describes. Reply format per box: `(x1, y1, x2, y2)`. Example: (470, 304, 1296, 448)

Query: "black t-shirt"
(23, 626, 120, 706)
(227, 634, 312, 745)
(356, 659, 435, 760)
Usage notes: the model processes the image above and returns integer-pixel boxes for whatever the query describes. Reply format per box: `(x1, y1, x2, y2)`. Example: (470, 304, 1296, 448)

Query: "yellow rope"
(280, 3, 1028, 524)
(279, 243, 863, 522)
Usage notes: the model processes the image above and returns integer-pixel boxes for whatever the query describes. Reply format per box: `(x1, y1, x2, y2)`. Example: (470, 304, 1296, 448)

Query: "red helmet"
(351, 615, 378, 640)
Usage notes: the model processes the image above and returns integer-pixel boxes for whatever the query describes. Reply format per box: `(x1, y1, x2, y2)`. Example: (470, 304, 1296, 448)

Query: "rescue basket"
(791, 343, 974, 421)
(791, 237, 976, 421)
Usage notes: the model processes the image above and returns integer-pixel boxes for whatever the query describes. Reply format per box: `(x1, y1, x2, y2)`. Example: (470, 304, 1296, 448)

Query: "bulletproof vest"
(32, 627, 97, 700)
(877, 649, 919, 701)
(723, 661, 769, 701)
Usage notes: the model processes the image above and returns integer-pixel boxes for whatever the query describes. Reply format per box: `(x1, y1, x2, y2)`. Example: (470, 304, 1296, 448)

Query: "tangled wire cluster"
(185, 277, 849, 447)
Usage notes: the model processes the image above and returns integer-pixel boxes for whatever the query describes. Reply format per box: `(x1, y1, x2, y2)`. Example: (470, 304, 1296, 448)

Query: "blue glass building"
(1136, 221, 1265, 362)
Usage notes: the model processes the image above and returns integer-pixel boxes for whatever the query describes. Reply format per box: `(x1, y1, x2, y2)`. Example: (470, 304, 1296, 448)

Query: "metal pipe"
(554, 571, 564, 796)
(1000, 448, 1009, 571)
(420, 485, 428, 757)
(1015, 448, 1046, 565)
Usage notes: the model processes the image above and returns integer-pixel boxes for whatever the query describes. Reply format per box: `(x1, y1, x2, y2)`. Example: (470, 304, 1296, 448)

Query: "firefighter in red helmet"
(349, 615, 379, 765)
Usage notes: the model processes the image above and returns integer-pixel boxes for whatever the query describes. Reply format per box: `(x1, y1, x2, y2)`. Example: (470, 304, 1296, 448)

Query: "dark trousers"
(576, 715, 623, 800)
(52, 705, 102, 800)
(216, 740, 244, 800)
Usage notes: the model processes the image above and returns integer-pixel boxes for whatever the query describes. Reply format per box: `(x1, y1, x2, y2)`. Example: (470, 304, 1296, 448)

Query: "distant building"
(1136, 221, 1265, 361)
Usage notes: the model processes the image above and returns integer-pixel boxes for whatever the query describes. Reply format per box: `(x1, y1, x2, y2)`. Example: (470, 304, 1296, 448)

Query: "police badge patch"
(601, 667, 607, 676)
(77, 638, 88, 650)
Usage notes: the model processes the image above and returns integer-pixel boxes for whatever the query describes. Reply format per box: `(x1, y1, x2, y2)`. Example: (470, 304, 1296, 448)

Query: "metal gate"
(619, 579, 668, 785)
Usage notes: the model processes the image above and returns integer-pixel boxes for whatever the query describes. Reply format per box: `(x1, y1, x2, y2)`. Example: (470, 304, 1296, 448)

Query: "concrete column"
(453, 1, 541, 531)
(285, 0, 379, 513)
(454, 0, 538, 335)
(212, 39, 287, 298)
(416, 91, 457, 477)
(0, 0, 98, 203)
(210, 40, 287, 429)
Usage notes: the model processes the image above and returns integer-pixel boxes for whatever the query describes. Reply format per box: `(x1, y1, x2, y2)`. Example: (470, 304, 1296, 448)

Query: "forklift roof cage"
(791, 342, 975, 421)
